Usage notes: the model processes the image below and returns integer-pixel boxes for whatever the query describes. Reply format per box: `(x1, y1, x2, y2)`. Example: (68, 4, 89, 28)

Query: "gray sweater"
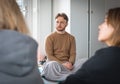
(0, 30, 44, 84)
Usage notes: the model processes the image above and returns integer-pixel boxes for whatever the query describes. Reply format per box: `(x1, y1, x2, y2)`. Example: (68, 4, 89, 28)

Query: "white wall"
(90, 0, 106, 57)
(105, 0, 120, 10)
(71, 0, 89, 59)
(37, 0, 52, 56)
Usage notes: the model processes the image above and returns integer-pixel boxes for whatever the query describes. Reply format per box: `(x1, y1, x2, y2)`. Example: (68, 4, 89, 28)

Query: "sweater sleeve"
(45, 36, 63, 63)
(69, 37, 76, 65)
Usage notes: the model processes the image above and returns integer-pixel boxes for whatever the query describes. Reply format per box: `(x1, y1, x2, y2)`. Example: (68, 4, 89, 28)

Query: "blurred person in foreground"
(59, 7, 120, 84)
(0, 0, 44, 84)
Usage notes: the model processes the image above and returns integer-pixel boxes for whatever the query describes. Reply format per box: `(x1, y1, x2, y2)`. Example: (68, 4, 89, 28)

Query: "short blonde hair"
(0, 0, 29, 34)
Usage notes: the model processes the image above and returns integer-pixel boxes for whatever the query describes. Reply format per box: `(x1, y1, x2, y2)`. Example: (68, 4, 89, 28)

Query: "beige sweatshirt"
(45, 31, 76, 64)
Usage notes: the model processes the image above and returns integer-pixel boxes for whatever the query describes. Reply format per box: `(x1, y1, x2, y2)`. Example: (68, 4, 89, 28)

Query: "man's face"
(55, 16, 68, 31)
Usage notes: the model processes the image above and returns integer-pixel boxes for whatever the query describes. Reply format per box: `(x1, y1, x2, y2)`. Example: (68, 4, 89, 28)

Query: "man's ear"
(65, 22, 68, 27)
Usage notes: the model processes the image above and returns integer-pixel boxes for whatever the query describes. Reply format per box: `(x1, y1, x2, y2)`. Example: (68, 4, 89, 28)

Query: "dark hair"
(55, 13, 69, 23)
(107, 7, 120, 46)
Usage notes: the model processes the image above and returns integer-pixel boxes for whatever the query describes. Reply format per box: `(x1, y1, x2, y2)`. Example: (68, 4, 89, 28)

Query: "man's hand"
(62, 62, 73, 70)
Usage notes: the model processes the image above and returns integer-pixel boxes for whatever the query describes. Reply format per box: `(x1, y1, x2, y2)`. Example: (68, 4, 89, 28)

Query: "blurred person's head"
(0, 0, 29, 34)
(98, 7, 120, 47)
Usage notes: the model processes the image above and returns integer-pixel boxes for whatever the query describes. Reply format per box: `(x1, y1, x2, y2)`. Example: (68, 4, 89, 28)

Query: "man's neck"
(56, 30, 66, 34)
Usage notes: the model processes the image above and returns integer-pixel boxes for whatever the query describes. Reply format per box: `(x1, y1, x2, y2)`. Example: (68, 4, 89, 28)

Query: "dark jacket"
(0, 30, 44, 84)
(59, 47, 120, 84)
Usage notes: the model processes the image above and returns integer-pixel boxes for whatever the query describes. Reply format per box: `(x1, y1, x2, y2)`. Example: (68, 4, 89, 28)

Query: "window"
(16, 0, 26, 16)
